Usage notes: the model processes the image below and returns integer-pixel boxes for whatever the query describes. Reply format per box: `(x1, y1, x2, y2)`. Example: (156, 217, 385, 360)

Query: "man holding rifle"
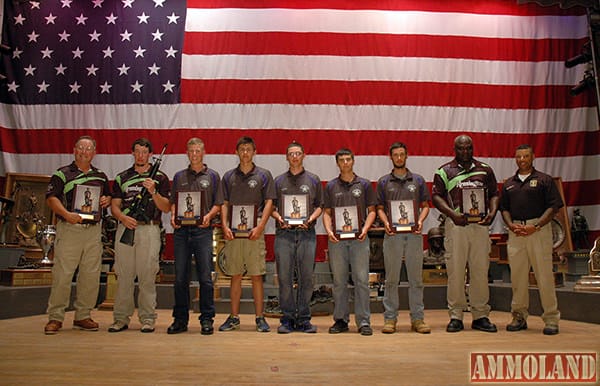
(109, 138, 170, 333)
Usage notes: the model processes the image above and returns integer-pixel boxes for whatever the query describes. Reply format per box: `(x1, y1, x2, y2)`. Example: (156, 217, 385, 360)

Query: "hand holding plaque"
(461, 187, 486, 223)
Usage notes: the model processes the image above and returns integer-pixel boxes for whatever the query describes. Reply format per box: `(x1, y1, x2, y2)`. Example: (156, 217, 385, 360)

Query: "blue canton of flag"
(0, 0, 186, 105)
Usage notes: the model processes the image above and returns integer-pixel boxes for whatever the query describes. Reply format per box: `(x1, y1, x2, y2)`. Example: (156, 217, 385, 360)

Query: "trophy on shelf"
(36, 224, 56, 266)
(574, 237, 600, 292)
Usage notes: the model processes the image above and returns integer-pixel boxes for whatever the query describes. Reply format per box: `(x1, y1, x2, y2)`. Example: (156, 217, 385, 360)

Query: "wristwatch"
(534, 223, 541, 231)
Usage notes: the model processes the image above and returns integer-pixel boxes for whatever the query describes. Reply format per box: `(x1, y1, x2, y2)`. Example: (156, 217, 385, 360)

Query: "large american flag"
(0, 0, 598, 260)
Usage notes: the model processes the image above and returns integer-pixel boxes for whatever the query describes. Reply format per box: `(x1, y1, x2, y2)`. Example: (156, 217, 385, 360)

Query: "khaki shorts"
(223, 236, 266, 276)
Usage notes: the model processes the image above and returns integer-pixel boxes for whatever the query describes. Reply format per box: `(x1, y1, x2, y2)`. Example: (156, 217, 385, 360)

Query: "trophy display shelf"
(0, 244, 53, 287)
(574, 237, 600, 292)
(0, 267, 52, 286)
(422, 264, 447, 285)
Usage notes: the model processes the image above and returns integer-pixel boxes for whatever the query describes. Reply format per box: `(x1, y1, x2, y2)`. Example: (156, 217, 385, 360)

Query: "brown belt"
(136, 220, 160, 226)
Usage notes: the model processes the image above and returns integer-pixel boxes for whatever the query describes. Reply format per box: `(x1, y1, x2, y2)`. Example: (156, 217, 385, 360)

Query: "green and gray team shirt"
(432, 158, 498, 212)
(113, 164, 170, 222)
(46, 161, 111, 222)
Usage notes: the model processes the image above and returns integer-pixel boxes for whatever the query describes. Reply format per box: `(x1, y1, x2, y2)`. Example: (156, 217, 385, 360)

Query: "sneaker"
(44, 320, 62, 335)
(200, 319, 214, 335)
(277, 320, 294, 334)
(256, 316, 270, 332)
(108, 321, 129, 333)
(382, 319, 397, 334)
(296, 321, 317, 333)
(218, 315, 240, 331)
(140, 323, 155, 333)
(506, 313, 527, 332)
(543, 324, 559, 335)
(73, 318, 99, 331)
(359, 325, 373, 336)
(411, 319, 431, 334)
(328, 319, 349, 334)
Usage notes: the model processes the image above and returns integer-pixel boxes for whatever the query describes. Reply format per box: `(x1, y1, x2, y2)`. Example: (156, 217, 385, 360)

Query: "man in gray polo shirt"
(323, 148, 377, 336)
(219, 136, 276, 333)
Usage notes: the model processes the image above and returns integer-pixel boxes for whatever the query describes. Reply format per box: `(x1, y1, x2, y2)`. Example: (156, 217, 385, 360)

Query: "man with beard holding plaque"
(432, 135, 499, 333)
(376, 142, 431, 334)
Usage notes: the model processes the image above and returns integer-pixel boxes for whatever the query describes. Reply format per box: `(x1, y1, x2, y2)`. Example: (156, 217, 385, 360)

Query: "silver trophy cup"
(37, 224, 56, 266)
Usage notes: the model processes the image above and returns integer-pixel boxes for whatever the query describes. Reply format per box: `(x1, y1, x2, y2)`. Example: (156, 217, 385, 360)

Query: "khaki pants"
(113, 224, 161, 325)
(47, 221, 102, 321)
(507, 220, 560, 325)
(444, 221, 491, 321)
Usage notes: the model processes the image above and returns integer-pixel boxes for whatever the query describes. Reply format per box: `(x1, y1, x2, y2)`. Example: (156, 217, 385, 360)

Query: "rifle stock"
(119, 144, 167, 246)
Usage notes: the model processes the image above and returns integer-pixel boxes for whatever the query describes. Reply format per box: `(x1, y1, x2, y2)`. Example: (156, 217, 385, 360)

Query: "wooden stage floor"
(0, 309, 598, 385)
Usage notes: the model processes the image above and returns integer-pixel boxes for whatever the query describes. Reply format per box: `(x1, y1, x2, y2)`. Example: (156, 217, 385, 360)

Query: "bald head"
(454, 135, 474, 165)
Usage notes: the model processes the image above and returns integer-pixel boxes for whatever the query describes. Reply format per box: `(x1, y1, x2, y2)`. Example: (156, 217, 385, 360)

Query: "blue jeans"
(382, 233, 425, 321)
(172, 227, 215, 322)
(274, 228, 316, 324)
(328, 237, 371, 328)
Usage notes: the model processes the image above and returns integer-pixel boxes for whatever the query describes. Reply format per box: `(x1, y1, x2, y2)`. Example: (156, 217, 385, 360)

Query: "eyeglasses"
(76, 146, 95, 152)
(287, 151, 303, 157)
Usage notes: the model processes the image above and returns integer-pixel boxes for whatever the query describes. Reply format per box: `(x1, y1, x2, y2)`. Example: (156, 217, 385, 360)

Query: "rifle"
(119, 144, 167, 246)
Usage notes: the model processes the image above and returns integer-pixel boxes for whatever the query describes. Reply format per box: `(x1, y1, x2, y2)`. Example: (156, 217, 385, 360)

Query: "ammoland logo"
(470, 352, 597, 383)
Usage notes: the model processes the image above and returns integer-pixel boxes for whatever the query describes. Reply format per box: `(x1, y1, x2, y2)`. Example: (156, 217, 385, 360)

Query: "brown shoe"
(73, 318, 99, 331)
(382, 319, 397, 334)
(44, 320, 62, 335)
(411, 319, 431, 334)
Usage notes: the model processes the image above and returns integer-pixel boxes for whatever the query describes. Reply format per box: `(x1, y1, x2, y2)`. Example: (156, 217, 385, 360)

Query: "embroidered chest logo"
(200, 180, 210, 189)
(351, 188, 362, 198)
(407, 184, 417, 193)
(300, 184, 310, 193)
(248, 180, 258, 189)
(529, 180, 538, 188)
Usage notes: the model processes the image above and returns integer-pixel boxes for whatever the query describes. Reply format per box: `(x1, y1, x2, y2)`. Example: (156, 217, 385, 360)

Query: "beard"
(393, 160, 406, 169)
